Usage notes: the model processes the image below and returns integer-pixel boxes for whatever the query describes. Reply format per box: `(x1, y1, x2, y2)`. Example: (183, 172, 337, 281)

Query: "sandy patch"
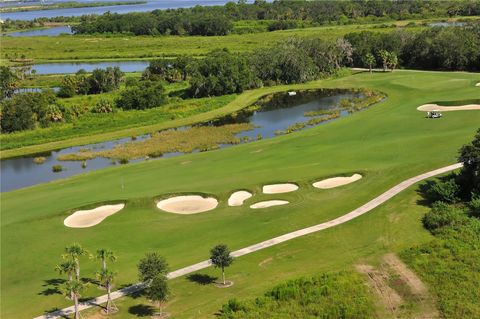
(64, 204, 125, 228)
(417, 103, 480, 112)
(262, 183, 298, 194)
(476, 82, 480, 87)
(228, 191, 253, 207)
(250, 200, 289, 209)
(157, 195, 218, 214)
(313, 174, 362, 189)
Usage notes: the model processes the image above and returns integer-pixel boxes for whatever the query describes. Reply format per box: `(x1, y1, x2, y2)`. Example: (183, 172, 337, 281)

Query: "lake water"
(0, 0, 255, 20)
(1, 89, 364, 192)
(27, 60, 150, 74)
(4, 25, 72, 36)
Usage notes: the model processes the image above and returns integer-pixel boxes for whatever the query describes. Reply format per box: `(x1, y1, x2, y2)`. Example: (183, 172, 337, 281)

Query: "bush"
(52, 165, 63, 172)
(469, 195, 480, 218)
(422, 201, 467, 232)
(116, 81, 167, 110)
(0, 95, 36, 132)
(425, 178, 460, 203)
(91, 99, 116, 113)
(33, 156, 46, 164)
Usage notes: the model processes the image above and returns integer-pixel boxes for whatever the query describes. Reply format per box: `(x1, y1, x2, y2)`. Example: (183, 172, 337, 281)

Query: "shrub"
(33, 156, 46, 164)
(422, 201, 467, 232)
(91, 99, 116, 113)
(52, 165, 63, 172)
(0, 95, 36, 132)
(426, 178, 460, 203)
(469, 195, 480, 218)
(116, 81, 167, 110)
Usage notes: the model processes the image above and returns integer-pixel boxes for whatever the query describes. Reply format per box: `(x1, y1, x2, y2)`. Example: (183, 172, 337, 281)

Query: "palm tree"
(55, 260, 76, 282)
(96, 269, 118, 314)
(63, 243, 88, 280)
(93, 248, 117, 272)
(55, 260, 77, 299)
(61, 280, 85, 319)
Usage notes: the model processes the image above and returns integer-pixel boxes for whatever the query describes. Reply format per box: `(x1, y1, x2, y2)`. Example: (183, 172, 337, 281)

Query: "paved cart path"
(35, 163, 463, 319)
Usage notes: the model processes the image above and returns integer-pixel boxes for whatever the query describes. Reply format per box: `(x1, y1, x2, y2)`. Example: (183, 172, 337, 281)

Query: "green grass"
(1, 70, 479, 319)
(0, 23, 424, 65)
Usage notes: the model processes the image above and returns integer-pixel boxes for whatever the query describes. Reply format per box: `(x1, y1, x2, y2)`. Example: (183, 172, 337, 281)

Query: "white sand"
(262, 183, 299, 194)
(250, 200, 289, 209)
(313, 174, 362, 189)
(64, 204, 125, 228)
(417, 103, 480, 112)
(228, 191, 253, 207)
(157, 195, 218, 214)
(476, 82, 480, 87)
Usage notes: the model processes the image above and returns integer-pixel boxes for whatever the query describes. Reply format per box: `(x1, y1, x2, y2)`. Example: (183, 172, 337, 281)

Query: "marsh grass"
(33, 156, 46, 164)
(58, 123, 253, 161)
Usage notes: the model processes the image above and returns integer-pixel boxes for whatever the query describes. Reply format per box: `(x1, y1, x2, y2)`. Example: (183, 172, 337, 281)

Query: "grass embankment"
(1, 71, 479, 318)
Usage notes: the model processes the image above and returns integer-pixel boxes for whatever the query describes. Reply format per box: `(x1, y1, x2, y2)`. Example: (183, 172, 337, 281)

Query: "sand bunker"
(262, 183, 298, 194)
(476, 82, 480, 87)
(156, 195, 218, 214)
(250, 200, 289, 209)
(228, 191, 253, 207)
(64, 204, 125, 228)
(417, 103, 480, 112)
(313, 174, 362, 189)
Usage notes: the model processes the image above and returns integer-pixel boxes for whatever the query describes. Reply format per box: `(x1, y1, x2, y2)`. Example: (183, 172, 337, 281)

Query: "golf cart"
(426, 110, 442, 119)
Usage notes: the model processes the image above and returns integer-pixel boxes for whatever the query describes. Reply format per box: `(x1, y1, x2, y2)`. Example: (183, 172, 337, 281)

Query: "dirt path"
(357, 254, 439, 319)
(34, 163, 461, 319)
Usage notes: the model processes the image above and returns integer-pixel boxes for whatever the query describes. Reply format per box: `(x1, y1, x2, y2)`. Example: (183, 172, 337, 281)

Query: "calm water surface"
(28, 60, 150, 74)
(0, 0, 256, 20)
(1, 90, 363, 192)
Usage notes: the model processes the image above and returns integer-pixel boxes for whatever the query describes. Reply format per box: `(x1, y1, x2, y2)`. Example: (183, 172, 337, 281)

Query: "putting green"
(1, 70, 479, 319)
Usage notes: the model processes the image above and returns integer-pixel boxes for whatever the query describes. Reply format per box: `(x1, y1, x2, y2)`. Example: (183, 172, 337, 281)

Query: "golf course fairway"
(1, 70, 479, 318)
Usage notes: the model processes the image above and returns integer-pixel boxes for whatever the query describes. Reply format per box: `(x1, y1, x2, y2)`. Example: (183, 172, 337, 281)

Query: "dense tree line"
(71, 0, 480, 36)
(346, 23, 480, 71)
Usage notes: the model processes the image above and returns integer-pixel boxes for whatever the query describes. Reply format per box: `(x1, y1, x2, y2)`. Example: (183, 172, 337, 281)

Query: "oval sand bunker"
(250, 200, 289, 209)
(64, 204, 125, 228)
(157, 195, 218, 214)
(228, 191, 253, 206)
(262, 183, 298, 194)
(417, 103, 480, 112)
(313, 174, 362, 189)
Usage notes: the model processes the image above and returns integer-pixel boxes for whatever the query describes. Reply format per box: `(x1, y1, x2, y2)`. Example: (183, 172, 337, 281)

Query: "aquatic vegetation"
(33, 156, 46, 164)
(58, 123, 253, 161)
(51, 164, 63, 172)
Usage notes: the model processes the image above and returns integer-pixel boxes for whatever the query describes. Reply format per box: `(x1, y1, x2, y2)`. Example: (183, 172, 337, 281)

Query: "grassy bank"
(1, 70, 479, 318)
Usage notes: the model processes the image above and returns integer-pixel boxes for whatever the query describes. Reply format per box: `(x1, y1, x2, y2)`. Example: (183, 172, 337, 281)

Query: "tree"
(379, 50, 390, 72)
(138, 252, 169, 283)
(388, 52, 398, 72)
(0, 95, 36, 132)
(363, 52, 376, 73)
(96, 269, 118, 314)
(63, 243, 88, 280)
(210, 244, 234, 286)
(55, 260, 77, 282)
(116, 81, 167, 110)
(458, 128, 480, 197)
(55, 260, 77, 300)
(0, 66, 18, 100)
(93, 248, 117, 272)
(145, 275, 169, 316)
(61, 280, 86, 319)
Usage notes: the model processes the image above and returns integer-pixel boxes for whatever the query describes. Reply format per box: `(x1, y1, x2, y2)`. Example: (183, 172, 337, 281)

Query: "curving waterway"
(1, 89, 367, 192)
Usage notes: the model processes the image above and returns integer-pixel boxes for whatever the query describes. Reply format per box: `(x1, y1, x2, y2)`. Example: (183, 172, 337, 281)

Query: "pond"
(1, 89, 377, 192)
(26, 60, 150, 74)
(0, 0, 255, 21)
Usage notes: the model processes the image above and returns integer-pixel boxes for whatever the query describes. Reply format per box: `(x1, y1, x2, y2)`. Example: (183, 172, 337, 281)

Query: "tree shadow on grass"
(38, 278, 65, 296)
(128, 304, 155, 317)
(187, 273, 217, 285)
